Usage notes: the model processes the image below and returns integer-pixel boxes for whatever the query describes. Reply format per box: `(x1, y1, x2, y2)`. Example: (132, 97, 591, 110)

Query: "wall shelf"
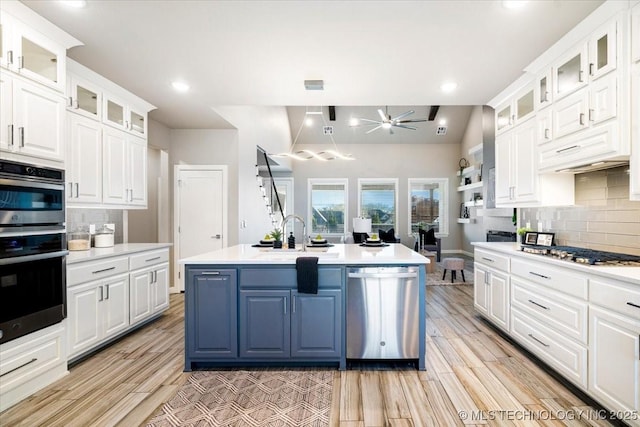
(456, 181, 483, 192)
(468, 143, 483, 156)
(456, 165, 477, 177)
(464, 199, 484, 207)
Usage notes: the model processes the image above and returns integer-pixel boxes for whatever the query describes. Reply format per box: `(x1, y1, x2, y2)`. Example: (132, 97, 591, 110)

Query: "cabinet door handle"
(528, 299, 550, 310)
(529, 271, 551, 280)
(578, 70, 583, 83)
(556, 145, 579, 154)
(19, 127, 24, 147)
(579, 113, 585, 126)
(149, 271, 154, 283)
(146, 256, 161, 262)
(201, 271, 220, 275)
(105, 284, 110, 300)
(528, 333, 550, 347)
(92, 266, 116, 274)
(588, 109, 594, 122)
(544, 91, 549, 102)
(18, 56, 24, 69)
(75, 183, 79, 198)
(68, 97, 74, 108)
(8, 124, 13, 147)
(544, 128, 550, 140)
(627, 302, 640, 310)
(482, 257, 494, 263)
(154, 270, 157, 283)
(589, 63, 594, 76)
(292, 295, 296, 313)
(0, 358, 37, 378)
(7, 50, 13, 66)
(68, 182, 73, 195)
(99, 285, 104, 301)
(283, 298, 287, 315)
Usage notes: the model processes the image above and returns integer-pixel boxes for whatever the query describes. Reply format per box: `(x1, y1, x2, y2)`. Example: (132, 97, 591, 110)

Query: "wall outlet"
(89, 224, 96, 234)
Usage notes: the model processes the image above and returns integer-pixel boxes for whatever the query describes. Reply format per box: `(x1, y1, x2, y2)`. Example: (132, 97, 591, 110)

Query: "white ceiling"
(21, 0, 604, 130)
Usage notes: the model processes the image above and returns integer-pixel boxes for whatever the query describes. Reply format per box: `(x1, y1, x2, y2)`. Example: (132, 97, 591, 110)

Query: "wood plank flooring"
(1, 286, 615, 427)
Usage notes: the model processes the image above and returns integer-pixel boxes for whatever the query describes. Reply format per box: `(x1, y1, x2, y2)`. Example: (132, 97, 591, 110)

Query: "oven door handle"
(0, 250, 69, 265)
(0, 178, 65, 191)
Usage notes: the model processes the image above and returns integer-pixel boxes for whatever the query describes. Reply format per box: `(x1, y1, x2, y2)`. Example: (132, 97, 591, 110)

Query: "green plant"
(517, 227, 532, 236)
(270, 228, 283, 241)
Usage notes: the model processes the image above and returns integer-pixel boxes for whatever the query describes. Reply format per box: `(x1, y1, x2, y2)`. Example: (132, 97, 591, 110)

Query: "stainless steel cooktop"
(521, 245, 640, 266)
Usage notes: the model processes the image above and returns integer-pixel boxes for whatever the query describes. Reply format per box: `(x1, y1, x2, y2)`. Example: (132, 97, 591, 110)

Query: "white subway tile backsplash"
(522, 166, 639, 254)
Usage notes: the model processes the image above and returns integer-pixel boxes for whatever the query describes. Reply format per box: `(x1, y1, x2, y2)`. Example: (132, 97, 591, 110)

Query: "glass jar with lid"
(94, 226, 115, 248)
(68, 227, 90, 251)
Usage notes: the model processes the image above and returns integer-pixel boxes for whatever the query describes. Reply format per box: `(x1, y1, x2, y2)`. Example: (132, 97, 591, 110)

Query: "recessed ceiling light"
(305, 118, 314, 126)
(503, 0, 528, 9)
(439, 119, 447, 126)
(349, 118, 359, 127)
(440, 82, 458, 93)
(59, 0, 87, 8)
(171, 81, 190, 93)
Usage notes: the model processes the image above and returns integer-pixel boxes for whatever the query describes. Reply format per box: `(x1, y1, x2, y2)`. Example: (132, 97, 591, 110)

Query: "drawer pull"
(627, 302, 640, 310)
(201, 271, 220, 275)
(0, 358, 38, 378)
(92, 266, 116, 274)
(481, 257, 494, 262)
(556, 145, 579, 154)
(145, 256, 161, 262)
(528, 333, 550, 347)
(529, 271, 550, 280)
(528, 299, 550, 310)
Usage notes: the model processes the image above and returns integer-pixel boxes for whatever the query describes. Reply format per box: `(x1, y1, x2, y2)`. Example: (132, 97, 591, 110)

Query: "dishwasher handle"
(348, 271, 418, 279)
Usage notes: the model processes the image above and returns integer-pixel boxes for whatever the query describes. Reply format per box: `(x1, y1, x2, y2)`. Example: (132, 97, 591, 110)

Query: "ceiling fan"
(356, 106, 433, 134)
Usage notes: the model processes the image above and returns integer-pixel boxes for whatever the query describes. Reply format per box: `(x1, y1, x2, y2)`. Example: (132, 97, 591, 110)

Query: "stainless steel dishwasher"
(346, 266, 419, 359)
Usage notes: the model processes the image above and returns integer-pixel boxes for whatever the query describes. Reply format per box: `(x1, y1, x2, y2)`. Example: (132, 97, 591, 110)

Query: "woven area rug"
(427, 257, 474, 286)
(146, 369, 334, 427)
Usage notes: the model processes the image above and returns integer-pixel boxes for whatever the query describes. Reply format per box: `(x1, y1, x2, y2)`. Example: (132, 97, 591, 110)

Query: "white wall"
(291, 142, 463, 252)
(148, 118, 171, 151)
(213, 106, 293, 244)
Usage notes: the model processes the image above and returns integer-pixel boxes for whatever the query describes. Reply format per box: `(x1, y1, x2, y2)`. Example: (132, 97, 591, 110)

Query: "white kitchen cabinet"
(103, 91, 147, 137)
(102, 126, 147, 208)
(67, 273, 130, 359)
(535, 68, 553, 111)
(67, 113, 102, 204)
(536, 105, 553, 144)
(494, 85, 535, 135)
(68, 74, 101, 120)
(129, 249, 170, 326)
(474, 249, 510, 332)
(632, 63, 640, 200)
(633, 3, 640, 64)
(0, 73, 65, 163)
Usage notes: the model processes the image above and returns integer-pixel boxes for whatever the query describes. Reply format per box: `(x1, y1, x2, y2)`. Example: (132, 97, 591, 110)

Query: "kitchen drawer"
(510, 257, 587, 299)
(511, 307, 587, 389)
(240, 267, 343, 289)
(67, 256, 129, 286)
(511, 277, 588, 344)
(130, 249, 169, 271)
(475, 248, 509, 272)
(0, 324, 66, 394)
(590, 278, 640, 319)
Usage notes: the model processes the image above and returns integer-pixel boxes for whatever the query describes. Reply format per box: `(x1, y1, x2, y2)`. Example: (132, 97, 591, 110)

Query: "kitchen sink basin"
(252, 250, 339, 260)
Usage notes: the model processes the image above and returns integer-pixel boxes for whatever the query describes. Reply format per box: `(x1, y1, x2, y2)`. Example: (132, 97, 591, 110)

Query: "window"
(408, 178, 449, 237)
(308, 179, 348, 236)
(358, 179, 398, 232)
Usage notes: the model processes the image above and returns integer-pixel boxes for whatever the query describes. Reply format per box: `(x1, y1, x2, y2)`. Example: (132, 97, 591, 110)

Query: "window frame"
(307, 178, 349, 237)
(357, 178, 399, 233)
(407, 178, 449, 237)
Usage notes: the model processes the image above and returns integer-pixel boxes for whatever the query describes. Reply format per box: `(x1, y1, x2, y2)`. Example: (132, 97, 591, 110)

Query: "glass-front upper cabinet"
(495, 103, 512, 134)
(129, 109, 145, 136)
(553, 44, 588, 100)
(588, 20, 616, 80)
(103, 94, 127, 131)
(515, 87, 534, 122)
(68, 75, 101, 120)
(535, 69, 553, 110)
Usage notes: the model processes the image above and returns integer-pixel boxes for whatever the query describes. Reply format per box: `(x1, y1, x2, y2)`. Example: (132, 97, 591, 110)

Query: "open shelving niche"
(457, 143, 483, 223)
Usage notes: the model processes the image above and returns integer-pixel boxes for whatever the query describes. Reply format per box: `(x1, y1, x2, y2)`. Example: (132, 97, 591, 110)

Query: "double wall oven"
(0, 160, 67, 345)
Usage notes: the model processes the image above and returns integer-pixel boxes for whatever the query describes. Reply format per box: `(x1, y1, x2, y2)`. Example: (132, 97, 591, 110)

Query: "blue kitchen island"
(181, 243, 429, 371)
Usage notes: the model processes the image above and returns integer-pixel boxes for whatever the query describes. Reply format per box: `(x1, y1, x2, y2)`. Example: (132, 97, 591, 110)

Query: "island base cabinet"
(291, 290, 342, 359)
(186, 269, 237, 363)
(589, 306, 640, 423)
(240, 290, 290, 358)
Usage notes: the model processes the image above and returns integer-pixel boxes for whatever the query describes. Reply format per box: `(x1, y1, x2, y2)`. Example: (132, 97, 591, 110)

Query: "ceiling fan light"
(382, 122, 392, 129)
(349, 118, 359, 127)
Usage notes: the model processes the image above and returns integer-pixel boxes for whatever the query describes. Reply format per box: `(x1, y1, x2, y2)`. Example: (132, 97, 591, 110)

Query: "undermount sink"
(252, 250, 339, 260)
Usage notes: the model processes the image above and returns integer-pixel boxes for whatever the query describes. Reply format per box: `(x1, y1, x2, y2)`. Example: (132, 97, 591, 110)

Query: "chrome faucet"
(281, 214, 306, 251)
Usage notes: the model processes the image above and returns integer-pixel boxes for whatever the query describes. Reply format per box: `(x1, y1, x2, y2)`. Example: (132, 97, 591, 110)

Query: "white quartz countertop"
(67, 243, 172, 265)
(180, 243, 429, 265)
(473, 242, 640, 285)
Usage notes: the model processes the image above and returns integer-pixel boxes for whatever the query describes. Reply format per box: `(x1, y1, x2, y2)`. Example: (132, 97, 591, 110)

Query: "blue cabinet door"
(291, 289, 342, 359)
(239, 290, 290, 358)
(186, 269, 237, 358)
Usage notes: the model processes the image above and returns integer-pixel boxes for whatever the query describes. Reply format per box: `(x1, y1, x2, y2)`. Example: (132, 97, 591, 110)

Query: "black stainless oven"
(0, 159, 65, 233)
(0, 232, 67, 344)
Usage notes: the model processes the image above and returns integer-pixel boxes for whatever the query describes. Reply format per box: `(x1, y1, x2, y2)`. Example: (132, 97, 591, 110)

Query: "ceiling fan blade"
(391, 110, 415, 121)
(394, 124, 417, 130)
(377, 109, 387, 121)
(358, 118, 382, 124)
(397, 118, 427, 123)
(366, 125, 383, 134)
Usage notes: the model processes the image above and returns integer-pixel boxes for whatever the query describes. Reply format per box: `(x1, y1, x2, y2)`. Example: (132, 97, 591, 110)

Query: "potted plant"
(517, 227, 532, 244)
(270, 228, 283, 249)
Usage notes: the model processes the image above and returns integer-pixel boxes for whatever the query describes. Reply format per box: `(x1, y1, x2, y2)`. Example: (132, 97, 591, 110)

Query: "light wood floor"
(1, 286, 614, 427)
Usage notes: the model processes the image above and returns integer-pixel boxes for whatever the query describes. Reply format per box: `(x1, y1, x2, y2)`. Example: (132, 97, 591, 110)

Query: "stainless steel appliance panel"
(347, 267, 419, 359)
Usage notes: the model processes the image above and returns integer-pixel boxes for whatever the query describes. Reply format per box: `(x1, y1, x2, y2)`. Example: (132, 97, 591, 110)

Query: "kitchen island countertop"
(473, 242, 640, 285)
(179, 243, 429, 265)
(67, 243, 172, 265)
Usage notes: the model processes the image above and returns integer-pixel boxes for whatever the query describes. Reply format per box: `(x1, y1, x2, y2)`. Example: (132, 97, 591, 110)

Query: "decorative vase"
(273, 240, 282, 249)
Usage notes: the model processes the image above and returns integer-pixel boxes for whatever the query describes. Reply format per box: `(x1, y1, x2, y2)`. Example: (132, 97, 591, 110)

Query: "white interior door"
(174, 165, 227, 291)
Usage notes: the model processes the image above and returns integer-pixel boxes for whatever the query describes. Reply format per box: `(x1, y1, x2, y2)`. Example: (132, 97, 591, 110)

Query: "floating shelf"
(457, 218, 475, 224)
(456, 165, 477, 177)
(464, 199, 484, 207)
(456, 181, 483, 192)
(468, 143, 483, 156)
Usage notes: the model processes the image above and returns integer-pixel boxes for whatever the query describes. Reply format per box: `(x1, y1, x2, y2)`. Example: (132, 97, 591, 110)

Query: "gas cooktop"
(521, 245, 640, 266)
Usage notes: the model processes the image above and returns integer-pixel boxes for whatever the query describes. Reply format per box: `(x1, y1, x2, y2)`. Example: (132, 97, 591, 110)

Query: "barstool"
(442, 257, 465, 283)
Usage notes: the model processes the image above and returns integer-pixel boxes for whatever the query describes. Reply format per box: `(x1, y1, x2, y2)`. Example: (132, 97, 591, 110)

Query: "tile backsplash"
(521, 166, 640, 256)
(67, 208, 124, 244)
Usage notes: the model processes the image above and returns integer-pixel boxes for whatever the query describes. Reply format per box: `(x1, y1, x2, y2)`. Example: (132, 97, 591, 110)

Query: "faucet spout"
(281, 214, 306, 251)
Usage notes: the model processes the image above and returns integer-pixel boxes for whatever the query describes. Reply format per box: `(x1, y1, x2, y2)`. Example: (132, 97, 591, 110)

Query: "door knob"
(212, 234, 222, 239)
